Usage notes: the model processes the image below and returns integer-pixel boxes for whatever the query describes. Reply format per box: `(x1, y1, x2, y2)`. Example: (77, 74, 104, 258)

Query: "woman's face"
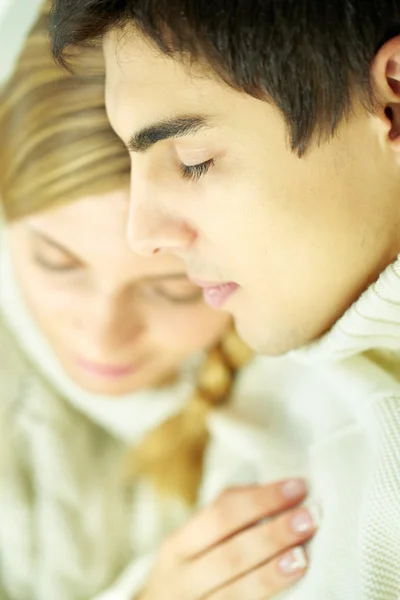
(8, 189, 230, 395)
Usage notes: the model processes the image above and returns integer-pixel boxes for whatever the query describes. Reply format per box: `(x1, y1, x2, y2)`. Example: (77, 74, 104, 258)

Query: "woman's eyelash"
(180, 158, 215, 181)
(34, 255, 80, 273)
(150, 286, 203, 304)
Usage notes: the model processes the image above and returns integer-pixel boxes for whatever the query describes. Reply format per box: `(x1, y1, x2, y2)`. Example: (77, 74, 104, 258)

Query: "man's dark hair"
(50, 0, 400, 154)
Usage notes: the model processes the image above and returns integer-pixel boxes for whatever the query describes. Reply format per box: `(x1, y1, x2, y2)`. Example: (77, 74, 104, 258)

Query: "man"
(49, 2, 400, 599)
(50, 0, 400, 356)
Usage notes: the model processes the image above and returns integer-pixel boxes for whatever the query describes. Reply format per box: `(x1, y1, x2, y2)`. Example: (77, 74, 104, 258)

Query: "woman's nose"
(77, 295, 144, 354)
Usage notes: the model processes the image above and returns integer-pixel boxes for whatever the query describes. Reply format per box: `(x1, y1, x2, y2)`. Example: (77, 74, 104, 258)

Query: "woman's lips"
(76, 358, 140, 379)
(189, 279, 239, 309)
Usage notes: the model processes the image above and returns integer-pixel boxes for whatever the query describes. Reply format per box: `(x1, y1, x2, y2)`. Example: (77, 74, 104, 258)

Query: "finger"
(208, 546, 308, 600)
(175, 478, 307, 559)
(189, 505, 317, 597)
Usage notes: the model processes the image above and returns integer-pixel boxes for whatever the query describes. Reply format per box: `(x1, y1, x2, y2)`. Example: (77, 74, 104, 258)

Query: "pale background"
(0, 0, 44, 86)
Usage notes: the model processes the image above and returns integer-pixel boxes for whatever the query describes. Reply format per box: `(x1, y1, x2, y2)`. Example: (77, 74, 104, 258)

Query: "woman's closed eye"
(33, 245, 82, 273)
(140, 280, 203, 304)
(30, 232, 83, 274)
(34, 253, 82, 272)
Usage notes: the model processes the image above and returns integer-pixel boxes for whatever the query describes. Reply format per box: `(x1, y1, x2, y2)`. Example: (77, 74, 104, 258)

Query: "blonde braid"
(128, 327, 253, 505)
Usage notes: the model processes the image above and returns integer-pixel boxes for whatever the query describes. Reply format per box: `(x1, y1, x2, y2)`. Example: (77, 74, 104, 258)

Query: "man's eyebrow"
(127, 115, 213, 153)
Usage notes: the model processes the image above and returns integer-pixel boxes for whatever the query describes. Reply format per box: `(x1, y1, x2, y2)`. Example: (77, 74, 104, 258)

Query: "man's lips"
(189, 278, 239, 309)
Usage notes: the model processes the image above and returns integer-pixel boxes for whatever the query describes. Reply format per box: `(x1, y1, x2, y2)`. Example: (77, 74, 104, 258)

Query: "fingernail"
(280, 478, 307, 499)
(290, 507, 316, 533)
(278, 546, 308, 575)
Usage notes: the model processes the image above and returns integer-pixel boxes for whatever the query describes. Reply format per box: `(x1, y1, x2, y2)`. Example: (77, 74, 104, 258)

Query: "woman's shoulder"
(0, 313, 38, 477)
(0, 312, 32, 407)
(0, 311, 123, 467)
(0, 313, 81, 435)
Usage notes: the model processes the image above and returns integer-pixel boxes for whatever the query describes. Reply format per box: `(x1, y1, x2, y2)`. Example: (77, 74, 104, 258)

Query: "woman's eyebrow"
(29, 227, 80, 260)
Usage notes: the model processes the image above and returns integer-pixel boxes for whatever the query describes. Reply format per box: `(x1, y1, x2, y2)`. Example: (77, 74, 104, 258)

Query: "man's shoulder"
(231, 349, 400, 424)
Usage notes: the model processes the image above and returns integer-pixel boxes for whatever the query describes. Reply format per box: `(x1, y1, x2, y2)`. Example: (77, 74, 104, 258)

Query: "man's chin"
(234, 319, 307, 356)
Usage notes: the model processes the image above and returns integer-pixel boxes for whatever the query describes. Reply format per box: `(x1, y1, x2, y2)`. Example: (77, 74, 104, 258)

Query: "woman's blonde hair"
(1, 1, 253, 505)
(132, 327, 253, 504)
(0, 0, 129, 221)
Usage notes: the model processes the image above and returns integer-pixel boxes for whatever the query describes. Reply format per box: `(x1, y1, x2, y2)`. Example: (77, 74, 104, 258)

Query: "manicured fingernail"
(290, 507, 316, 533)
(280, 479, 307, 499)
(278, 546, 308, 575)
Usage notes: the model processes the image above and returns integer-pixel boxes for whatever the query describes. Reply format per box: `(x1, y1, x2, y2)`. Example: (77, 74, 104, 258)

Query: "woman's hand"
(140, 478, 316, 600)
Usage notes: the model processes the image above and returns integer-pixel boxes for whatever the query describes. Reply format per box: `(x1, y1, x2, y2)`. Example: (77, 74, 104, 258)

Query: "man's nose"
(127, 173, 196, 256)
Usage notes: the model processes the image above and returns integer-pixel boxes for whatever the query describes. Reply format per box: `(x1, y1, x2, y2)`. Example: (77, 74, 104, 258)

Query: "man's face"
(104, 29, 400, 354)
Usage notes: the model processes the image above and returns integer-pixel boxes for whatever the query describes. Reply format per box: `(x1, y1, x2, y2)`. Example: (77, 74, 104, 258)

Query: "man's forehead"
(104, 26, 224, 94)
(104, 56, 222, 140)
(103, 31, 254, 140)
(105, 28, 182, 83)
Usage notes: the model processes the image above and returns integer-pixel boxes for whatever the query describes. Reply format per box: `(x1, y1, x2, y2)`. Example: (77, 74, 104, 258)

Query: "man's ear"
(371, 35, 400, 151)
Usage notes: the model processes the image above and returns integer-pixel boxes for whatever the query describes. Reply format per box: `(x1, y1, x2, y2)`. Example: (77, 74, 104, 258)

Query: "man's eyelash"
(180, 158, 215, 181)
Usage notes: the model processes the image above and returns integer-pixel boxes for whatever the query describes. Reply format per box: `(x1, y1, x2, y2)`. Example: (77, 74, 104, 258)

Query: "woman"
(0, 4, 317, 600)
